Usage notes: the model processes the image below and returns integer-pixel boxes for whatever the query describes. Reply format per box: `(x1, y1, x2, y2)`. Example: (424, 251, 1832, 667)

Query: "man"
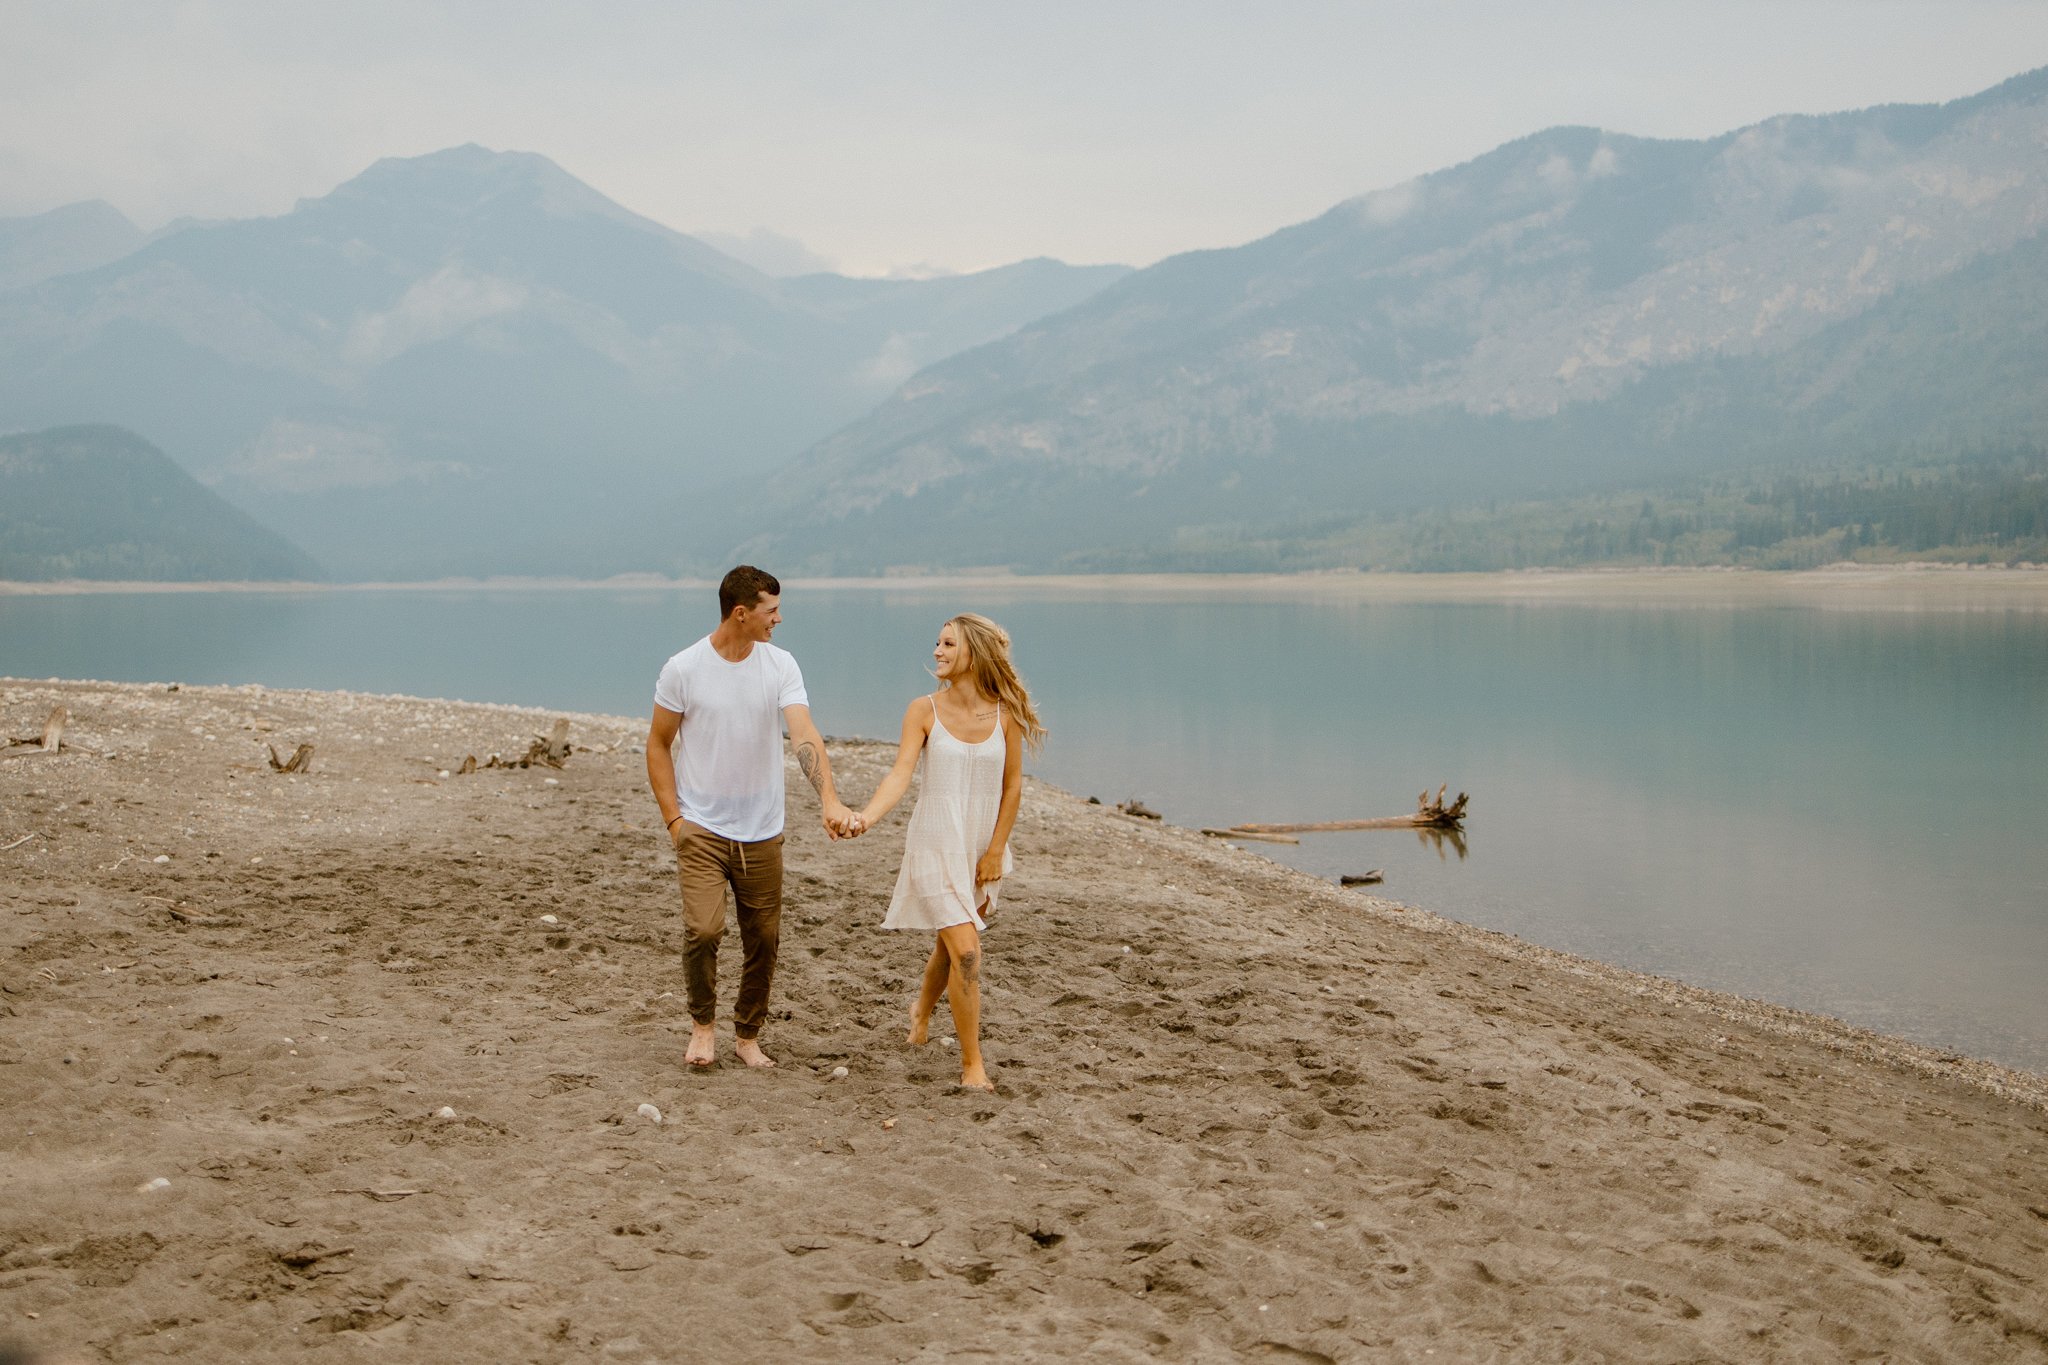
(646, 566, 855, 1068)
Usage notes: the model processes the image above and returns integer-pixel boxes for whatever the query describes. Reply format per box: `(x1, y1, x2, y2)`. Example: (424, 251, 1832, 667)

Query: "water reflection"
(1412, 825, 1469, 861)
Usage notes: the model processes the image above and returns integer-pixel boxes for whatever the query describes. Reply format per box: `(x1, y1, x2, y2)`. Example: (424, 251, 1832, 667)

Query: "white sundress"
(880, 696, 1012, 931)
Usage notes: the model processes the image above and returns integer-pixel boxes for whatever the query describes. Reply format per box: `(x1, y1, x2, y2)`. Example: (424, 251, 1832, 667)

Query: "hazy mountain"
(720, 67, 2048, 573)
(0, 425, 321, 581)
(693, 226, 838, 277)
(0, 201, 146, 293)
(0, 147, 1127, 579)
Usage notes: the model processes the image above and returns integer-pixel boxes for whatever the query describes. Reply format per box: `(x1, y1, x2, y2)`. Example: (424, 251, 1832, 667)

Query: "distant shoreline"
(5, 562, 2047, 609)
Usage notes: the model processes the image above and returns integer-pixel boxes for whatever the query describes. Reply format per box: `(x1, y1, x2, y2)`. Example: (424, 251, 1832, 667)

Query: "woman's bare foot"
(685, 1023, 716, 1068)
(734, 1037, 776, 1069)
(959, 1064, 994, 1092)
(906, 1003, 931, 1046)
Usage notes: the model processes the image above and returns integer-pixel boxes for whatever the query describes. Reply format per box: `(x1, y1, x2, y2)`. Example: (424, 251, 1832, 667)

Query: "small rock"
(544, 778, 560, 786)
(881, 1118, 897, 1131)
(637, 1103, 663, 1125)
(539, 914, 559, 925)
(1120, 945, 1131, 954)
(941, 1037, 956, 1050)
(153, 855, 171, 864)
(250, 856, 263, 865)
(830, 1066, 849, 1080)
(137, 1177, 170, 1194)
(438, 769, 451, 779)
(435, 1106, 457, 1120)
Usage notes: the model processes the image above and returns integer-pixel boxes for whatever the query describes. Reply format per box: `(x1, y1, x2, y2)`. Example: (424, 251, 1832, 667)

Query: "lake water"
(4, 582, 2045, 1073)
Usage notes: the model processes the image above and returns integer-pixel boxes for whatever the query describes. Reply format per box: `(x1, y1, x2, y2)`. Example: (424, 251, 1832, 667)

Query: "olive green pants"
(673, 821, 784, 1038)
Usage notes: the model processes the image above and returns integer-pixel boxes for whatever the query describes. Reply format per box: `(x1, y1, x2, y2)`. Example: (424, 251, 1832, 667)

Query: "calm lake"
(4, 581, 2045, 1073)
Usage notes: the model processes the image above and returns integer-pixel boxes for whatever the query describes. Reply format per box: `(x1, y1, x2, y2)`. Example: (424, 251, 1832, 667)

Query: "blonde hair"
(945, 613, 1046, 754)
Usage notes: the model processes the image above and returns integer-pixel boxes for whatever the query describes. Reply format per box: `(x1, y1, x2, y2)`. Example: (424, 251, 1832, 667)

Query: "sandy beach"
(2, 678, 2045, 1362)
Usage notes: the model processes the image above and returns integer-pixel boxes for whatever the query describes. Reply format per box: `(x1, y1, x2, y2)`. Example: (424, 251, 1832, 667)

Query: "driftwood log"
(1340, 870, 1385, 886)
(267, 743, 315, 774)
(1231, 784, 1468, 836)
(1116, 798, 1161, 821)
(1, 707, 67, 760)
(1199, 828, 1300, 845)
(453, 720, 573, 774)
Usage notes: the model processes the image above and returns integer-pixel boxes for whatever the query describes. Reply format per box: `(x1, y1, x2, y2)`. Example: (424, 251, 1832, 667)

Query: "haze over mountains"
(3, 67, 2045, 580)
(0, 147, 1126, 578)
(728, 67, 2048, 572)
(0, 201, 147, 293)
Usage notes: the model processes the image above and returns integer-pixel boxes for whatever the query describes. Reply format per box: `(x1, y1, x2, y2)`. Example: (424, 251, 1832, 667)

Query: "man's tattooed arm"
(797, 740, 826, 796)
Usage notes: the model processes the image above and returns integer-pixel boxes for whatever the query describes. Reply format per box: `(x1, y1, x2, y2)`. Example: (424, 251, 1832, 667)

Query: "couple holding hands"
(646, 566, 1044, 1093)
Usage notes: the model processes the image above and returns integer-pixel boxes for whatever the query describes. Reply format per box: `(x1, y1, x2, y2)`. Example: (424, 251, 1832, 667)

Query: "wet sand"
(2, 679, 2044, 1362)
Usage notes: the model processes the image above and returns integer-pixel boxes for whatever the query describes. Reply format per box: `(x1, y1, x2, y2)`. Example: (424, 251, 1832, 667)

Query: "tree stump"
(524, 719, 572, 769)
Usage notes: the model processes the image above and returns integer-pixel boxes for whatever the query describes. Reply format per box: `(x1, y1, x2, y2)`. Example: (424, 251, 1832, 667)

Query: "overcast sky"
(4, 1, 2045, 277)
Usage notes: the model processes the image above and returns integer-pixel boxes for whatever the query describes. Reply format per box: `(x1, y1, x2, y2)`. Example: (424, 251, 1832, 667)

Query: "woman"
(852, 613, 1046, 1092)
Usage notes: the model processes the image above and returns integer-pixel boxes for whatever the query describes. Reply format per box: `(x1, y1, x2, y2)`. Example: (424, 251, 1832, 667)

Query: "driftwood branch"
(1231, 784, 1468, 835)
(459, 718, 573, 773)
(328, 1187, 428, 1201)
(1, 832, 40, 852)
(1116, 798, 1161, 820)
(1340, 870, 1385, 886)
(2, 707, 68, 760)
(267, 742, 315, 774)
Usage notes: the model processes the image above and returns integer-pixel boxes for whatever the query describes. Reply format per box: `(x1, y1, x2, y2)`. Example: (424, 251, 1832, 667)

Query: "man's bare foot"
(959, 1064, 994, 1092)
(685, 1023, 716, 1068)
(906, 1004, 931, 1046)
(734, 1037, 776, 1069)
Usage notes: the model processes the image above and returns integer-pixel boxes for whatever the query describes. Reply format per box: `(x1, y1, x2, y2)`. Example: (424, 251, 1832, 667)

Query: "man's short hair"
(719, 565, 781, 618)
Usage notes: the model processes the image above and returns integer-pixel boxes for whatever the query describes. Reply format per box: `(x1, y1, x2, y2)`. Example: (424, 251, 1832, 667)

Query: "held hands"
(822, 799, 859, 841)
(824, 804, 874, 840)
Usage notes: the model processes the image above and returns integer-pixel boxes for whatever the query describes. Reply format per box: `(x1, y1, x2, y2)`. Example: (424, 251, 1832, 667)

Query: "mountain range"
(4, 67, 2045, 580)
(0, 148, 1126, 578)
(720, 67, 2048, 573)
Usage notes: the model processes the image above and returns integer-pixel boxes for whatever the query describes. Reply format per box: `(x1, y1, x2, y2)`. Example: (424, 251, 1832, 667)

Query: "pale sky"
(4, 1, 2046, 276)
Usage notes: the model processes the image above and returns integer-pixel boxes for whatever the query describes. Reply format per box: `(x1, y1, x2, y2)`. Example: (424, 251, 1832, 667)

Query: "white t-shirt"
(653, 636, 809, 842)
